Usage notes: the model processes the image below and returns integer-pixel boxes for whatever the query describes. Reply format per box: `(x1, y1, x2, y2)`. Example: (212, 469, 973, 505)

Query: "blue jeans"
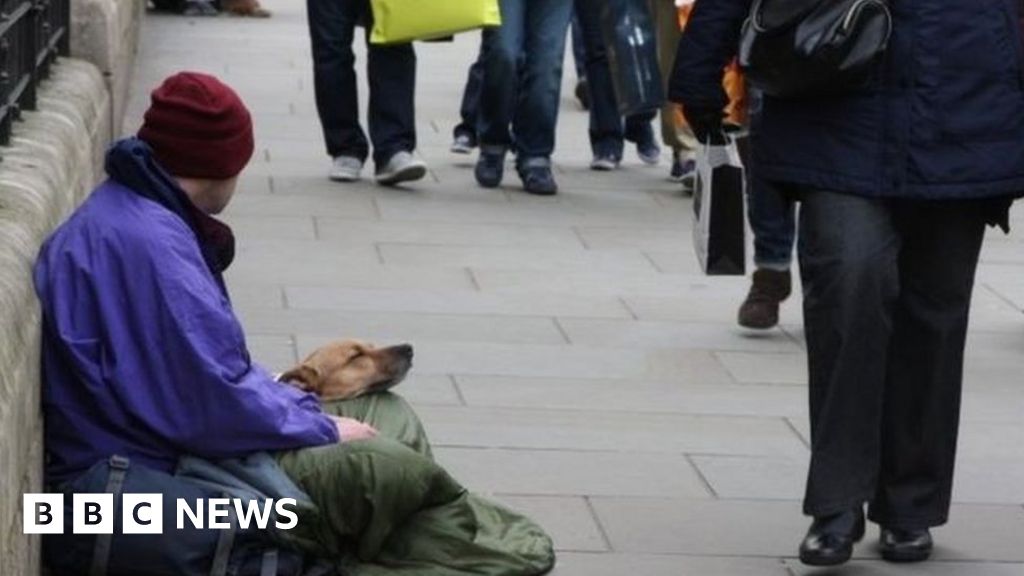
(575, 0, 657, 159)
(570, 13, 586, 80)
(746, 90, 796, 269)
(478, 0, 573, 164)
(749, 176, 797, 270)
(307, 0, 417, 167)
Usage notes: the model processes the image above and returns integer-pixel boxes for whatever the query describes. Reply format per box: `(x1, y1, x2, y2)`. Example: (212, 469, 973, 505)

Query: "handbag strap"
(89, 455, 131, 576)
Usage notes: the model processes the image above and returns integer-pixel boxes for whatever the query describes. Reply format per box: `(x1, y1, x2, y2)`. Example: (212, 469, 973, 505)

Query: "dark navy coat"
(670, 0, 1024, 200)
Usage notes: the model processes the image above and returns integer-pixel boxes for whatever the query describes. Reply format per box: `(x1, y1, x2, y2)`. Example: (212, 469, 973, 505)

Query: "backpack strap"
(89, 455, 131, 576)
(209, 503, 238, 576)
(260, 549, 279, 576)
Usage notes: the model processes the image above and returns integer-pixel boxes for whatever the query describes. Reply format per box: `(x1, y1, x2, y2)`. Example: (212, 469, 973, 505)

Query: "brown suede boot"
(221, 0, 271, 17)
(738, 268, 792, 329)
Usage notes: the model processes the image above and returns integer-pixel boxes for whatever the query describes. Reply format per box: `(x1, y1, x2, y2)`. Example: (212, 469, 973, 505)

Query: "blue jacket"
(670, 0, 1024, 200)
(35, 139, 338, 485)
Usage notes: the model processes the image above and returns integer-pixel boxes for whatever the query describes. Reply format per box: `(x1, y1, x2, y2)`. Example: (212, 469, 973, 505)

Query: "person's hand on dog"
(330, 415, 378, 441)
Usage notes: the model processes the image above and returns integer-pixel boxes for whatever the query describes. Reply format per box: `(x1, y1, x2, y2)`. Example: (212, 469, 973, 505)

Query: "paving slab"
(691, 455, 808, 501)
(378, 244, 659, 274)
(415, 405, 808, 457)
(226, 191, 378, 219)
(489, 496, 608, 553)
(375, 194, 687, 228)
(435, 447, 711, 498)
(356, 341, 736, 383)
(552, 553, 792, 576)
(227, 284, 284, 310)
(315, 219, 586, 248)
(787, 560, 1024, 576)
(231, 264, 476, 293)
(453, 375, 808, 417)
(246, 334, 296, 372)
(473, 269, 742, 299)
(716, 351, 809, 385)
(227, 241, 380, 285)
(381, 375, 462, 407)
(131, 2, 1024, 572)
(590, 497, 1024, 562)
(222, 214, 317, 241)
(242, 309, 566, 346)
(286, 286, 632, 319)
(576, 226, 692, 251)
(558, 318, 802, 352)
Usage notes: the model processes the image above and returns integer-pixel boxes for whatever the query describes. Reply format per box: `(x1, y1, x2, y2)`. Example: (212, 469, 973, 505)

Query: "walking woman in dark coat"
(669, 0, 1022, 567)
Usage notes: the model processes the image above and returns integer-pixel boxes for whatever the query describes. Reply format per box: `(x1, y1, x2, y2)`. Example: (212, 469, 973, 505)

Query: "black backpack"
(43, 455, 334, 576)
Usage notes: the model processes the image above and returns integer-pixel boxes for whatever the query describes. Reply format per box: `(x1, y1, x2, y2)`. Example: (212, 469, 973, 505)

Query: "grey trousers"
(798, 191, 988, 528)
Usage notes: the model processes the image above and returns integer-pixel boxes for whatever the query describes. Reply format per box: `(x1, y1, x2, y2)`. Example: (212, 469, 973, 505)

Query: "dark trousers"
(306, 0, 417, 167)
(454, 54, 485, 140)
(575, 0, 657, 159)
(798, 191, 988, 528)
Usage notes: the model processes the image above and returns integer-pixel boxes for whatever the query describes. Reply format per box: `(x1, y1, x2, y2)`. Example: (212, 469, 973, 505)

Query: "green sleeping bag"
(276, 393, 555, 576)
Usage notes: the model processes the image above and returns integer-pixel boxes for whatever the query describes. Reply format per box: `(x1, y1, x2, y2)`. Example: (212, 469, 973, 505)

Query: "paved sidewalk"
(125, 3, 1024, 574)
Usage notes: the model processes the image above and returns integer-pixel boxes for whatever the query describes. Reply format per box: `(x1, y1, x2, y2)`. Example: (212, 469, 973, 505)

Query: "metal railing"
(0, 0, 70, 145)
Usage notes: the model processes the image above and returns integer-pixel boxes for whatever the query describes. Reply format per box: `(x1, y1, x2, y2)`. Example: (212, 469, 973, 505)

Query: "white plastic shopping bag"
(692, 137, 746, 275)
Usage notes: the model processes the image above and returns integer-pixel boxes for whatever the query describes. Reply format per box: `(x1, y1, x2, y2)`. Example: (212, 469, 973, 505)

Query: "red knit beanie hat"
(138, 72, 254, 179)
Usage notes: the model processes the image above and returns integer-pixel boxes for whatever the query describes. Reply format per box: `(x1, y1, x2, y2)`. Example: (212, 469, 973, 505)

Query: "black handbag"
(738, 0, 892, 98)
(599, 0, 665, 115)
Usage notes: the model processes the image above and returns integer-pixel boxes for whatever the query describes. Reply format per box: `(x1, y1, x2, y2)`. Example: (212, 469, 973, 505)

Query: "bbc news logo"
(23, 494, 299, 534)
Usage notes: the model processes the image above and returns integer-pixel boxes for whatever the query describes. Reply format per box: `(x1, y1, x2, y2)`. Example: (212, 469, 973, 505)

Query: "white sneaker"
(450, 133, 476, 154)
(590, 155, 620, 171)
(329, 156, 363, 182)
(375, 151, 427, 186)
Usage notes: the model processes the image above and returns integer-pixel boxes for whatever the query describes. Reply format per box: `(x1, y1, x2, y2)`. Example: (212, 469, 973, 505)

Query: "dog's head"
(280, 340, 414, 400)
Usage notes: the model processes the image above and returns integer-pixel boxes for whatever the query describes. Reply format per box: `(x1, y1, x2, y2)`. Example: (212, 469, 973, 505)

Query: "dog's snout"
(394, 344, 414, 359)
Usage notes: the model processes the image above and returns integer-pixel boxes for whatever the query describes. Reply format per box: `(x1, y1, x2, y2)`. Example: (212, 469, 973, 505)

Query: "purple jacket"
(35, 140, 338, 485)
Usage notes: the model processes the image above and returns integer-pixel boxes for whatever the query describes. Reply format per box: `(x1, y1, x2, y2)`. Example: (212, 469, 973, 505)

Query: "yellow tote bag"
(370, 0, 502, 45)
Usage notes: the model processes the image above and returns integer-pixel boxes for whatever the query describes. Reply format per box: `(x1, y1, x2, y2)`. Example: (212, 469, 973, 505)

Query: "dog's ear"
(279, 365, 321, 393)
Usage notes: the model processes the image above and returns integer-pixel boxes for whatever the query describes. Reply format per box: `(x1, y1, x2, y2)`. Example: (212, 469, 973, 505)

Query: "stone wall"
(0, 59, 112, 576)
(71, 0, 145, 137)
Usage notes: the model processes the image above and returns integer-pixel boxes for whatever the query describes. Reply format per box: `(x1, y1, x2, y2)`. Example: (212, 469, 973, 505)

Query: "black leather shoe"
(799, 508, 866, 566)
(879, 527, 933, 563)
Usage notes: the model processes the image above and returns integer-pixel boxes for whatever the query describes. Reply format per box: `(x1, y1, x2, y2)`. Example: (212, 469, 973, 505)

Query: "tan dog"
(280, 340, 414, 401)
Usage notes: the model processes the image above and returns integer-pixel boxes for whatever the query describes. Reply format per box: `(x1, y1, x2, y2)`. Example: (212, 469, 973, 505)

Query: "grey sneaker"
(329, 156, 363, 182)
(375, 151, 427, 186)
(183, 0, 219, 16)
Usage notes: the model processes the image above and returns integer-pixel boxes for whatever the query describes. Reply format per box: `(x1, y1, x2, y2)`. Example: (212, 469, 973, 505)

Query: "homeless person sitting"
(34, 71, 555, 576)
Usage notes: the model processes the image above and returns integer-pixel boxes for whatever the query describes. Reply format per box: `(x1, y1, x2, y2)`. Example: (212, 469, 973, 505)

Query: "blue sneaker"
(519, 165, 558, 196)
(637, 141, 662, 165)
(670, 156, 696, 182)
(475, 150, 505, 188)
